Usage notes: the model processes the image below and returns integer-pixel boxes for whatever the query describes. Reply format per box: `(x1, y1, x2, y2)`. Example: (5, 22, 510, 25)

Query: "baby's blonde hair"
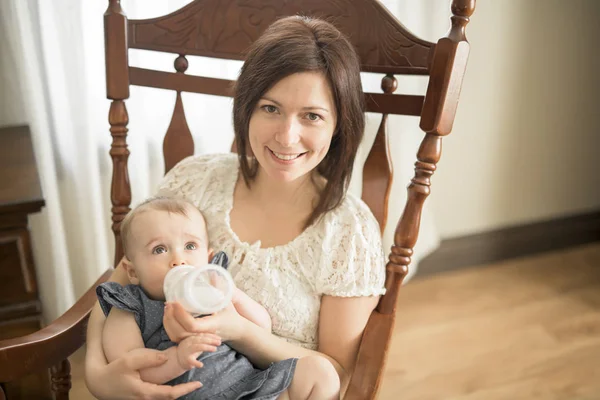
(120, 196, 201, 258)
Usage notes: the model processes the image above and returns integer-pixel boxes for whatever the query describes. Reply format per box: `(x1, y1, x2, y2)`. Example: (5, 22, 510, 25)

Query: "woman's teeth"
(272, 150, 303, 161)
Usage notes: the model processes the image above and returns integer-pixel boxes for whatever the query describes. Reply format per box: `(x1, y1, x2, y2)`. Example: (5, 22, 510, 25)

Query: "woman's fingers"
(170, 302, 211, 333)
(165, 381, 203, 399)
(142, 381, 202, 400)
(164, 301, 223, 341)
(88, 348, 207, 399)
(164, 304, 194, 342)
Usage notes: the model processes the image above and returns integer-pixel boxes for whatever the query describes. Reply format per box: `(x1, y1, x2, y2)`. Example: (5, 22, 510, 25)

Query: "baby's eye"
(262, 105, 278, 114)
(306, 112, 322, 122)
(152, 245, 167, 255)
(185, 242, 197, 250)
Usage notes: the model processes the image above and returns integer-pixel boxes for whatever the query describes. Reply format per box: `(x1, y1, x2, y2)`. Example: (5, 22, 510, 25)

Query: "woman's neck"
(249, 167, 319, 214)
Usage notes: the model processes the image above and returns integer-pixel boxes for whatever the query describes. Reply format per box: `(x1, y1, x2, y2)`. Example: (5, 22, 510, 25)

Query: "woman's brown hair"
(233, 16, 365, 228)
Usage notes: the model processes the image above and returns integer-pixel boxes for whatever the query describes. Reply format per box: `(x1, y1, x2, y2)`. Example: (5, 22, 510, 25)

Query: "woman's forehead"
(263, 72, 334, 110)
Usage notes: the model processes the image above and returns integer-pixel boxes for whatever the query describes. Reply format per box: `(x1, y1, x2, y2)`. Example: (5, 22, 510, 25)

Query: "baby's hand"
(176, 333, 222, 370)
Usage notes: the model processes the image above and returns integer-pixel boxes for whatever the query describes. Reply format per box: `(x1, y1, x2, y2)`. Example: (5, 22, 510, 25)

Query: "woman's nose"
(275, 119, 300, 147)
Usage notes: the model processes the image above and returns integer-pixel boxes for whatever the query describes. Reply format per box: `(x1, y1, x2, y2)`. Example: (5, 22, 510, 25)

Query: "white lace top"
(157, 153, 386, 350)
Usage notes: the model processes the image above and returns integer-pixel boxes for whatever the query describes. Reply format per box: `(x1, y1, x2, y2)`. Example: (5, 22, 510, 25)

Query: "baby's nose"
(170, 258, 186, 267)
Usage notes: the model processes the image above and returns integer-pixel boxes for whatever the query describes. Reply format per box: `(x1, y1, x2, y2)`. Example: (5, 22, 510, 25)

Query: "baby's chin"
(141, 286, 166, 302)
(155, 291, 167, 301)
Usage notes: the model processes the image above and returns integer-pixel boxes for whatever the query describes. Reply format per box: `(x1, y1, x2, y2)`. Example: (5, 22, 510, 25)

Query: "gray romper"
(96, 254, 297, 400)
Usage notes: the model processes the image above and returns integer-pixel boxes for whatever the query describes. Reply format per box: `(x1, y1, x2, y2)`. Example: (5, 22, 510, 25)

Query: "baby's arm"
(232, 287, 272, 331)
(103, 307, 219, 384)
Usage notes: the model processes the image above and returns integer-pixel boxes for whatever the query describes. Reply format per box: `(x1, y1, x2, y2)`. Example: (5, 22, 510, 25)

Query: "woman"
(85, 16, 386, 400)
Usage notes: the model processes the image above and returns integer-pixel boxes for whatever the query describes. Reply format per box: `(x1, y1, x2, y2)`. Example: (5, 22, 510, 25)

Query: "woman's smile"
(268, 148, 308, 163)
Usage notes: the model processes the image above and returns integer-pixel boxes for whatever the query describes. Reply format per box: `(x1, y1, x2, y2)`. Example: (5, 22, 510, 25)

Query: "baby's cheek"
(192, 252, 209, 267)
(147, 274, 168, 300)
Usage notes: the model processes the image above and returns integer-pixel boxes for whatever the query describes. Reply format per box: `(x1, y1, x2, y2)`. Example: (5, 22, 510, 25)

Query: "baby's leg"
(279, 355, 340, 400)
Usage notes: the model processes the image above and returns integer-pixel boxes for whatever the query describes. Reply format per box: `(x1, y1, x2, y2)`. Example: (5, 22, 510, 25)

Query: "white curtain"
(0, 0, 450, 322)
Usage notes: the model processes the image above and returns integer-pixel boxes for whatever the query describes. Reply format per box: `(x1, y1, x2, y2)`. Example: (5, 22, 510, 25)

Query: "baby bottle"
(163, 264, 235, 316)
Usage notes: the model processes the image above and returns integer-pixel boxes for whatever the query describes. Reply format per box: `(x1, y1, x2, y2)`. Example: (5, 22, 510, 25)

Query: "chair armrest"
(0, 269, 112, 382)
(344, 311, 396, 400)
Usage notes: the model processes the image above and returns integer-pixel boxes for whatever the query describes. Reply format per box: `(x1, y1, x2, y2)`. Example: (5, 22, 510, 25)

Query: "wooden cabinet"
(0, 125, 51, 398)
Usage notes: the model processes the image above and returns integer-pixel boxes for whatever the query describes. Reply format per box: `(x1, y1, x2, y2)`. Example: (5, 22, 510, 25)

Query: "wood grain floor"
(69, 242, 600, 399)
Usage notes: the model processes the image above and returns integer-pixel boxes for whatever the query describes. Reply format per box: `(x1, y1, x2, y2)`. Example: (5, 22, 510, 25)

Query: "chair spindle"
(50, 359, 71, 400)
(164, 55, 195, 173)
(361, 74, 397, 234)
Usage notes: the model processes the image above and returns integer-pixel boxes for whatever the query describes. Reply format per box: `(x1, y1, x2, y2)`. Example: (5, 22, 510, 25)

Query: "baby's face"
(126, 206, 210, 300)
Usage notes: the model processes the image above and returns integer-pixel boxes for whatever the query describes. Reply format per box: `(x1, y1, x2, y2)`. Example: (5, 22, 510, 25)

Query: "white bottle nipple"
(164, 264, 235, 315)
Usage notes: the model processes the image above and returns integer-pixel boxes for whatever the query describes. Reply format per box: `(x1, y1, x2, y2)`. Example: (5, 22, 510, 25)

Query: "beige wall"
(430, 0, 600, 238)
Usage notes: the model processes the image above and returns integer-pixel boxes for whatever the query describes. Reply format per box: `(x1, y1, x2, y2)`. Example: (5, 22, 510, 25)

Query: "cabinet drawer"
(0, 229, 37, 308)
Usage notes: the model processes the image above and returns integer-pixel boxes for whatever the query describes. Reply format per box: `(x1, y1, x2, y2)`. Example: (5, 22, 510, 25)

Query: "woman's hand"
(164, 301, 246, 343)
(85, 347, 201, 400)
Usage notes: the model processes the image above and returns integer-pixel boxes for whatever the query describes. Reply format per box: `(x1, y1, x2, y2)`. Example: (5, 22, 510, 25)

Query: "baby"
(95, 197, 338, 399)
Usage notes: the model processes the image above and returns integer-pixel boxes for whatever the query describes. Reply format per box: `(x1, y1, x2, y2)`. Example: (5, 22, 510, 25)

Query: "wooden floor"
(69, 242, 600, 399)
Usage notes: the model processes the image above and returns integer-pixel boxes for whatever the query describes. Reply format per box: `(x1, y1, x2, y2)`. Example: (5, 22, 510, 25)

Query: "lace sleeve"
(316, 199, 387, 297)
(155, 154, 225, 209)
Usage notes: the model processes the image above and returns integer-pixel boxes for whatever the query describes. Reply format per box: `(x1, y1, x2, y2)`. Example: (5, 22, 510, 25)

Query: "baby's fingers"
(180, 354, 205, 370)
(188, 340, 219, 354)
(195, 333, 222, 346)
(184, 354, 205, 369)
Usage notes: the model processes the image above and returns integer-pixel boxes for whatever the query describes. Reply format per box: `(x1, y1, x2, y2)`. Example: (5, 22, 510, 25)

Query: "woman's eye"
(185, 242, 197, 250)
(152, 246, 166, 255)
(262, 105, 278, 114)
(306, 113, 322, 121)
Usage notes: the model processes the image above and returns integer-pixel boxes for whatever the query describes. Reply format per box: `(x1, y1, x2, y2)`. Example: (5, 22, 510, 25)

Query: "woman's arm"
(317, 295, 379, 395)
(165, 294, 378, 396)
(163, 288, 272, 342)
(232, 287, 272, 331)
(231, 295, 378, 395)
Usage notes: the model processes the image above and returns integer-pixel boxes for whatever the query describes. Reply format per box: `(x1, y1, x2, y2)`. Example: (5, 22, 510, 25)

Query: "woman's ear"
(122, 257, 139, 285)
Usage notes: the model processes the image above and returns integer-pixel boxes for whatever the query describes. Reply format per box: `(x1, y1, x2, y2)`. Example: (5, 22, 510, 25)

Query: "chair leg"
(50, 359, 71, 400)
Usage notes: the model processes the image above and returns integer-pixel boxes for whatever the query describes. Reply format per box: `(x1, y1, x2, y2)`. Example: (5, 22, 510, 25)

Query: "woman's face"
(248, 72, 337, 184)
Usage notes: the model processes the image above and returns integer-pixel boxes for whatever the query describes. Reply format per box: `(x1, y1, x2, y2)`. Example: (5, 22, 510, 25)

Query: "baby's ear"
(208, 248, 215, 263)
(122, 257, 139, 285)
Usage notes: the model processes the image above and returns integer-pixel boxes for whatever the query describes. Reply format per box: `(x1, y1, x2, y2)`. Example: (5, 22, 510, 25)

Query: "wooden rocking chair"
(0, 0, 475, 398)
